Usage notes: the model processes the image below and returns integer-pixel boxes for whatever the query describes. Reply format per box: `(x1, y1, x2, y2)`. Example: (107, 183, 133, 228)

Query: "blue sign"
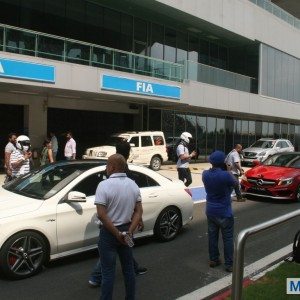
(0, 57, 55, 83)
(101, 75, 180, 99)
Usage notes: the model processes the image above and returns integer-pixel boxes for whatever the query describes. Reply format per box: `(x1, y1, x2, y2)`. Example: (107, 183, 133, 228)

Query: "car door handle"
(149, 193, 158, 198)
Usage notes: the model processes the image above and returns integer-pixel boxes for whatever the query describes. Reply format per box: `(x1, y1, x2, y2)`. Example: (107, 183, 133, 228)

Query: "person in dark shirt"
(88, 140, 147, 287)
(202, 151, 238, 273)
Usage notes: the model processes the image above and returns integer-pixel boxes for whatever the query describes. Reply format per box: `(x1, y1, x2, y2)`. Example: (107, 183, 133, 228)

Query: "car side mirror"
(252, 160, 261, 166)
(66, 191, 87, 203)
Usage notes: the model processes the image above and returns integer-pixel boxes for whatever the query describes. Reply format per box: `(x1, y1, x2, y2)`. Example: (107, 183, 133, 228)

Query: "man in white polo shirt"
(64, 131, 76, 160)
(95, 154, 143, 300)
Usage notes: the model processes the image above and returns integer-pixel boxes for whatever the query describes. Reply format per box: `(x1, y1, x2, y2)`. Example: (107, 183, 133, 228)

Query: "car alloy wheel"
(154, 206, 182, 241)
(0, 231, 48, 279)
(150, 156, 162, 171)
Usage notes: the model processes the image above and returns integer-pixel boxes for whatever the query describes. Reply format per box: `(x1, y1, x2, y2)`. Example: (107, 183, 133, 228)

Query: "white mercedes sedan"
(0, 160, 193, 279)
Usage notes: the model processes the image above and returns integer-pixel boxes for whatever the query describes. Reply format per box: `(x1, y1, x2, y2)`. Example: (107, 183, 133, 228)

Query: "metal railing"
(249, 0, 300, 29)
(185, 60, 258, 93)
(0, 23, 183, 82)
(0, 23, 259, 93)
(232, 209, 300, 300)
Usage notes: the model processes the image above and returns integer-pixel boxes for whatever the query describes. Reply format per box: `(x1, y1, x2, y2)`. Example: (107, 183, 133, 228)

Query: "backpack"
(292, 230, 300, 263)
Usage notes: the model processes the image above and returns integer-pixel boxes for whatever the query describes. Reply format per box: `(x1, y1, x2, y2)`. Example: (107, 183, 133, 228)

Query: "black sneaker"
(136, 267, 147, 275)
(225, 266, 233, 272)
(209, 260, 221, 268)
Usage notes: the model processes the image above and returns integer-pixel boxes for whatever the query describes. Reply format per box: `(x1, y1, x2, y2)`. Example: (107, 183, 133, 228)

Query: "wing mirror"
(66, 191, 87, 203)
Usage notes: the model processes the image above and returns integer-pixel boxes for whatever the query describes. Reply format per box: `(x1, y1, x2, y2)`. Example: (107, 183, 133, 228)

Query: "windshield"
(263, 153, 300, 168)
(3, 163, 96, 199)
(250, 140, 274, 149)
(104, 136, 129, 146)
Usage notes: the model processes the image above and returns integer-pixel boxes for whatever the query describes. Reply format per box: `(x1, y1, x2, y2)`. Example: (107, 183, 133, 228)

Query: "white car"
(0, 160, 193, 279)
(83, 131, 168, 171)
(242, 138, 294, 166)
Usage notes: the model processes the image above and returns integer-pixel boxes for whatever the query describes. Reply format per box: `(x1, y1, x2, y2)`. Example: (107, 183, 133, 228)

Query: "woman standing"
(40, 138, 54, 166)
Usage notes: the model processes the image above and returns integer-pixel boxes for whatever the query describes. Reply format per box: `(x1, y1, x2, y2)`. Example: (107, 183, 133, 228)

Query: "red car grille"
(247, 178, 276, 186)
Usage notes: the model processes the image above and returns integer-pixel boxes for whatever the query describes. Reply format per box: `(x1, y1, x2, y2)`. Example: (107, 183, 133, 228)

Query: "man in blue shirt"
(202, 151, 238, 272)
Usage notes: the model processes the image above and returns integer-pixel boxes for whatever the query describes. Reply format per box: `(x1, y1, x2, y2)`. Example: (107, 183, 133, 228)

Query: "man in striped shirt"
(10, 135, 32, 178)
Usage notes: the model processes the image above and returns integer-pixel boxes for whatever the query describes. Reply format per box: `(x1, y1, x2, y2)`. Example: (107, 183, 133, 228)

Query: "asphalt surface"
(0, 198, 299, 300)
(0, 163, 298, 299)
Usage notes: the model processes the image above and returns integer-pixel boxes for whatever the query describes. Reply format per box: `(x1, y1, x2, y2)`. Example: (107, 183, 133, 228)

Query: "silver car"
(242, 138, 294, 166)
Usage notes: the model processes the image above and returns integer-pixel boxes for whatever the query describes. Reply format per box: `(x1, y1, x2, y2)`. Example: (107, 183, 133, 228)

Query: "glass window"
(72, 172, 106, 196)
(225, 118, 234, 153)
(234, 120, 242, 145)
(153, 136, 164, 145)
(0, 0, 20, 27)
(219, 46, 228, 69)
(188, 34, 198, 62)
(295, 126, 300, 151)
(65, 41, 90, 65)
(130, 171, 159, 188)
(174, 113, 186, 137)
(207, 117, 216, 154)
(121, 14, 133, 52)
(141, 136, 152, 147)
(162, 110, 174, 139)
(149, 109, 161, 131)
(274, 123, 280, 138)
(216, 117, 225, 152)
(249, 121, 256, 146)
(289, 124, 295, 144)
(103, 8, 121, 49)
(199, 39, 209, 64)
(241, 120, 249, 146)
(129, 136, 139, 147)
(43, 0, 66, 36)
(197, 115, 207, 160)
(176, 31, 188, 63)
(269, 123, 274, 138)
(262, 122, 268, 138)
(281, 123, 288, 139)
(6, 29, 35, 56)
(65, 0, 85, 40)
(255, 120, 262, 138)
(85, 2, 103, 45)
(134, 18, 147, 43)
(0, 26, 4, 49)
(164, 27, 176, 62)
(209, 43, 219, 67)
(151, 23, 164, 60)
(267, 46, 275, 97)
(38, 36, 64, 61)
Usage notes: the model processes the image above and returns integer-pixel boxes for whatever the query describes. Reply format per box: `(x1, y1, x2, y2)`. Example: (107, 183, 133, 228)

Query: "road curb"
(176, 243, 292, 300)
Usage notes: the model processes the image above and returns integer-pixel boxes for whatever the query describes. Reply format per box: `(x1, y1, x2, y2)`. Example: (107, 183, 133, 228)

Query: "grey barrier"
(231, 209, 300, 299)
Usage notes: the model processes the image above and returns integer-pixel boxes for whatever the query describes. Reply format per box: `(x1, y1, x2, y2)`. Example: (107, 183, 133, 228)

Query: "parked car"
(241, 152, 300, 201)
(166, 136, 199, 162)
(83, 131, 168, 171)
(242, 138, 294, 166)
(0, 160, 193, 279)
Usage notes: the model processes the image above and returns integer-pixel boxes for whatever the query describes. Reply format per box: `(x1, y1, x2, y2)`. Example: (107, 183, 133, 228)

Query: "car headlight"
(278, 178, 293, 186)
(241, 175, 248, 182)
(258, 151, 266, 156)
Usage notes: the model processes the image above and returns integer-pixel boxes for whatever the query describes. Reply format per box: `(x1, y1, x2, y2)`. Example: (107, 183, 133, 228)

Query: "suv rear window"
(141, 136, 153, 146)
(153, 135, 164, 145)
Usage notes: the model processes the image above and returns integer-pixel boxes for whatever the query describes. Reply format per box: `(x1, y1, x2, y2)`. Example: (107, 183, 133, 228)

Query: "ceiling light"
(187, 27, 202, 33)
(207, 35, 219, 40)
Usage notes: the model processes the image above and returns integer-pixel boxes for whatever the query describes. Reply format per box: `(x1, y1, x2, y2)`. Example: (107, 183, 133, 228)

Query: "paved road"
(0, 197, 298, 300)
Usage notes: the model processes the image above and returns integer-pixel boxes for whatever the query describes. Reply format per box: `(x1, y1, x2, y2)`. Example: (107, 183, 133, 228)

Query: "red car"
(241, 152, 300, 201)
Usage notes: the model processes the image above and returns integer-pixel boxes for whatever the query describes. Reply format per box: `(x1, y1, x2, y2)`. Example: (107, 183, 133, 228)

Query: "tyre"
(150, 156, 162, 171)
(154, 206, 182, 242)
(0, 231, 48, 279)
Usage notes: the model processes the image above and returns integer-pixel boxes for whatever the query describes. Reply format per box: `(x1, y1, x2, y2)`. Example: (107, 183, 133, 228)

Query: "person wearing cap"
(202, 150, 239, 273)
(176, 132, 197, 187)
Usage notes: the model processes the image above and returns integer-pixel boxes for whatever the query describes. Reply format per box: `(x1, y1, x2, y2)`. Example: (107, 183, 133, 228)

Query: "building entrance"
(47, 108, 134, 160)
(0, 104, 24, 167)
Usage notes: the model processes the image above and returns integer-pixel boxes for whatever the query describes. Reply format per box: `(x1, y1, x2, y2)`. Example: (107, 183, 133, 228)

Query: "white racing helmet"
(16, 135, 31, 151)
(180, 132, 192, 144)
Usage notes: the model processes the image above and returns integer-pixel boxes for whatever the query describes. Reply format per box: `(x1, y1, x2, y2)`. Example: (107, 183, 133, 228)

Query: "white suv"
(242, 138, 294, 166)
(83, 131, 168, 171)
